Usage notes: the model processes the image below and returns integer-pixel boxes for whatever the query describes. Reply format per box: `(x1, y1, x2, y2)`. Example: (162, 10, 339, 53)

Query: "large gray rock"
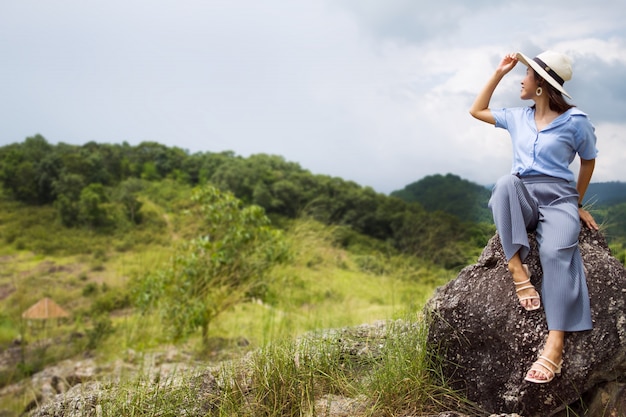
(426, 226, 626, 417)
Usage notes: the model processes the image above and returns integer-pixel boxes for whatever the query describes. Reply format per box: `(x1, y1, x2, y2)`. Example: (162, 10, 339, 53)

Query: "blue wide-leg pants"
(489, 174, 592, 332)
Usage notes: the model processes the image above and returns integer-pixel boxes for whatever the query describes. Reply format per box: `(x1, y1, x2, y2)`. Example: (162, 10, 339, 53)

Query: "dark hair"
(533, 70, 575, 114)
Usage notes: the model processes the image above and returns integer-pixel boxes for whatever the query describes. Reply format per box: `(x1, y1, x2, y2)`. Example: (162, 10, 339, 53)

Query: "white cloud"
(1, 0, 625, 193)
(591, 122, 626, 181)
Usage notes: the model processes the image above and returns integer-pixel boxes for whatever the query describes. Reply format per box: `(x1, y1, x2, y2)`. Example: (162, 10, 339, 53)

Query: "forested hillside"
(586, 182, 626, 206)
(390, 173, 626, 263)
(390, 173, 492, 223)
(4, 135, 624, 266)
(0, 135, 493, 269)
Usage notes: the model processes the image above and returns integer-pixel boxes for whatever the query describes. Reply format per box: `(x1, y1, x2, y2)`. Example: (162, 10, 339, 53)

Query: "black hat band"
(533, 57, 565, 86)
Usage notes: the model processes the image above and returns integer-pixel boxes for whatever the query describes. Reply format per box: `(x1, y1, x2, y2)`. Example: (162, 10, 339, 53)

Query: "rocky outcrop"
(426, 226, 626, 417)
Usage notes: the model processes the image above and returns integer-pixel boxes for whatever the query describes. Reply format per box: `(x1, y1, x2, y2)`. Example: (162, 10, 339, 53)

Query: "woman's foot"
(524, 355, 562, 383)
(525, 332, 565, 383)
(512, 264, 541, 311)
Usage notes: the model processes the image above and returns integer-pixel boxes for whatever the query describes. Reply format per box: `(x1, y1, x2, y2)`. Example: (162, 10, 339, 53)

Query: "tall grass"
(365, 318, 483, 416)
(81, 316, 484, 417)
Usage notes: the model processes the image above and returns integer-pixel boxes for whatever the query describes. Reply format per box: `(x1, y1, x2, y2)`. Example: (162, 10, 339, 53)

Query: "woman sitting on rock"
(469, 50, 599, 383)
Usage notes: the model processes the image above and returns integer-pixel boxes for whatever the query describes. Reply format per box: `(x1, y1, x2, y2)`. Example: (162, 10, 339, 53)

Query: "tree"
(134, 185, 289, 346)
(53, 173, 86, 227)
(78, 183, 109, 228)
(12, 161, 38, 203)
(0, 136, 60, 204)
(115, 178, 144, 224)
(131, 141, 187, 179)
(141, 161, 160, 181)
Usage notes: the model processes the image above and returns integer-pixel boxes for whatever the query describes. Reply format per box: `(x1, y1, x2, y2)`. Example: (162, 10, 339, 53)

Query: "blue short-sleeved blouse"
(491, 107, 598, 182)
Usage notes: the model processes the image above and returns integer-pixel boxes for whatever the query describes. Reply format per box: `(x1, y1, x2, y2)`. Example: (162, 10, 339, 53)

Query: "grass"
(0, 193, 477, 416)
(59, 317, 483, 417)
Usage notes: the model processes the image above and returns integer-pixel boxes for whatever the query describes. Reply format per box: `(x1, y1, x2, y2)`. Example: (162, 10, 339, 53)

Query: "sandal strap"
(530, 356, 561, 377)
(537, 355, 560, 371)
(514, 278, 531, 286)
(513, 265, 540, 310)
(517, 295, 540, 302)
(529, 364, 554, 380)
(516, 284, 536, 293)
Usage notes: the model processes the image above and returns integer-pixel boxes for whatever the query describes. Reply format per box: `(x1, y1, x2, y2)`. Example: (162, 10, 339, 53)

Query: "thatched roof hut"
(22, 297, 70, 320)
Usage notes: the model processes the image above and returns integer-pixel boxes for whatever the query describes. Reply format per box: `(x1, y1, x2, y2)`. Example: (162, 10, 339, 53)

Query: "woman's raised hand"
(469, 53, 519, 124)
(497, 53, 519, 75)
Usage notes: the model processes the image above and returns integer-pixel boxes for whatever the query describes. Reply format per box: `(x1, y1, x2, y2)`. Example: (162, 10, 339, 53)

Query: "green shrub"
(354, 254, 390, 275)
(91, 289, 131, 315)
(82, 282, 99, 297)
(86, 315, 115, 350)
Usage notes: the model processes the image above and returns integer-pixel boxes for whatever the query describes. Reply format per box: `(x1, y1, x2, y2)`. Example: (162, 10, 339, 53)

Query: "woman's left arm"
(577, 158, 599, 230)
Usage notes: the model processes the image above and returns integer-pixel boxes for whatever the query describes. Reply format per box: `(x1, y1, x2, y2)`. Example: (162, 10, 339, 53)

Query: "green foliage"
(610, 243, 626, 266)
(209, 154, 312, 216)
(594, 202, 626, 245)
(0, 209, 466, 413)
(141, 161, 161, 181)
(0, 195, 169, 256)
(0, 135, 57, 204)
(133, 185, 289, 345)
(391, 173, 493, 224)
(53, 172, 86, 227)
(114, 178, 145, 224)
(0, 138, 491, 267)
(78, 183, 110, 227)
(4, 137, 623, 269)
(91, 287, 131, 315)
(86, 314, 115, 350)
(82, 282, 99, 296)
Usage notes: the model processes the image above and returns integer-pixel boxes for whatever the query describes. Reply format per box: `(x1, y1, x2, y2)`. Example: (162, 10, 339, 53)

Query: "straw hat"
(516, 50, 573, 99)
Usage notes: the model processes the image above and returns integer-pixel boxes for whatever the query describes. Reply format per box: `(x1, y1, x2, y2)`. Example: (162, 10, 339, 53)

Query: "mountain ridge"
(391, 173, 626, 225)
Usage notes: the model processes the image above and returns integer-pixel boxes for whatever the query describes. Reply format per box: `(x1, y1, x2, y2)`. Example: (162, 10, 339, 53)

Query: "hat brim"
(516, 52, 572, 99)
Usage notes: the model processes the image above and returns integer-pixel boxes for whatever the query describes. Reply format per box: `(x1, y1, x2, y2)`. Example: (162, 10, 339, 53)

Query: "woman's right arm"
(469, 53, 519, 125)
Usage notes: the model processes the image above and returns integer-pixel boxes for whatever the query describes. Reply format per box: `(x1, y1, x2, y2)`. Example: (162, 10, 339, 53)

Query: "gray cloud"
(568, 56, 626, 124)
(1, 1, 625, 193)
(335, 0, 503, 44)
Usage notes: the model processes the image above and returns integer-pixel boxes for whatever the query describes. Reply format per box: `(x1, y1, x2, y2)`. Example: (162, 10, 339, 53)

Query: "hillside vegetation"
(0, 184, 462, 415)
(1, 136, 624, 415)
(0, 136, 491, 416)
(391, 173, 492, 224)
(391, 172, 626, 263)
(0, 135, 494, 269)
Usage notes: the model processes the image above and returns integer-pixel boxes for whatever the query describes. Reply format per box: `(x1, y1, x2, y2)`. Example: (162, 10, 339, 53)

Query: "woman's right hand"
(497, 53, 519, 75)
(469, 53, 518, 124)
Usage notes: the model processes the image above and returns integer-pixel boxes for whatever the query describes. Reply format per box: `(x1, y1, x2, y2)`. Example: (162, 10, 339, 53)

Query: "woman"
(469, 50, 599, 383)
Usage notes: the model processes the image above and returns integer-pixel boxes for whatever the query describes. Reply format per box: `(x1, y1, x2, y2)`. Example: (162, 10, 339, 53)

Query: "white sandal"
(524, 355, 562, 383)
(514, 264, 541, 311)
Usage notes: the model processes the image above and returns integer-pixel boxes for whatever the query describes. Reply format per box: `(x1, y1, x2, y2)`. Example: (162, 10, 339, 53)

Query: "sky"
(1, 1, 625, 194)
